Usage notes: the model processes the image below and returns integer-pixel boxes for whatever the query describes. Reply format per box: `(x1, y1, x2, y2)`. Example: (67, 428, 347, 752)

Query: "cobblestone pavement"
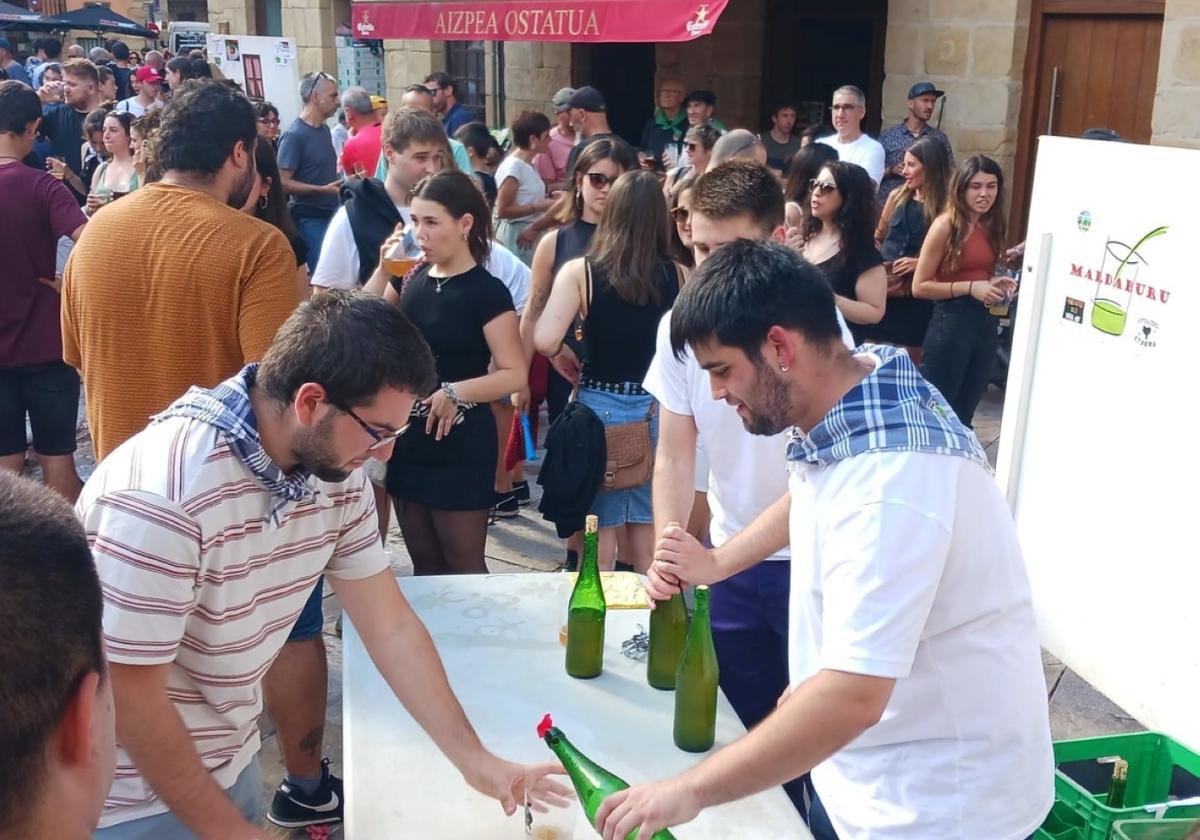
(17, 385, 1138, 838)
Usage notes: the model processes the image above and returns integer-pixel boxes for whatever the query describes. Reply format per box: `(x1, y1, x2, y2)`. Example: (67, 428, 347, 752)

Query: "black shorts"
(0, 361, 80, 457)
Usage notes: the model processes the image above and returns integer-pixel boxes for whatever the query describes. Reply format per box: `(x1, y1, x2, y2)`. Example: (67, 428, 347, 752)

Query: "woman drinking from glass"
(912, 155, 1013, 426)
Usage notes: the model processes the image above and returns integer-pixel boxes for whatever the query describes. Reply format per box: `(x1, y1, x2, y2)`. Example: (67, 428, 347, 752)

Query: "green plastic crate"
(1112, 819, 1199, 840)
(1038, 732, 1200, 840)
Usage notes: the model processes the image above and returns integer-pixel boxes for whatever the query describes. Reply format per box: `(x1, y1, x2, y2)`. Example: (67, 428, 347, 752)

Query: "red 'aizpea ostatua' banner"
(351, 0, 728, 42)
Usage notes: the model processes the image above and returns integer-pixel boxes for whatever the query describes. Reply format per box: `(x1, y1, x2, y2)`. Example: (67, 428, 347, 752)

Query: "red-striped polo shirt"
(77, 415, 389, 827)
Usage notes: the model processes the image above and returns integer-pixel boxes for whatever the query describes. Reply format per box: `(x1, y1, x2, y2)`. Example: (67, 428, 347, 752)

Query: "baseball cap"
(0, 38, 14, 53)
(370, 94, 387, 110)
(685, 89, 716, 107)
(552, 87, 576, 113)
(135, 65, 164, 84)
(567, 86, 605, 113)
(907, 81, 945, 99)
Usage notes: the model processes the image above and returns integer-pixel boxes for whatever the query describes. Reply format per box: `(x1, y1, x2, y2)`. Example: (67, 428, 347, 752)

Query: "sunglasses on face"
(809, 179, 838, 196)
(585, 172, 617, 188)
(685, 142, 698, 152)
(670, 205, 691, 223)
(336, 402, 407, 450)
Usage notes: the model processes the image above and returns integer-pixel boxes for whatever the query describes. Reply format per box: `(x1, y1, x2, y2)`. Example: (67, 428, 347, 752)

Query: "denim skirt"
(576, 387, 658, 528)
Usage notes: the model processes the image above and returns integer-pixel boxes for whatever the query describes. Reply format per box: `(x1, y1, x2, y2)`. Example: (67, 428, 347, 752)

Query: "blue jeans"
(919, 296, 998, 427)
(710, 561, 808, 816)
(295, 214, 332, 275)
(575, 387, 657, 528)
(94, 757, 261, 839)
(287, 578, 325, 641)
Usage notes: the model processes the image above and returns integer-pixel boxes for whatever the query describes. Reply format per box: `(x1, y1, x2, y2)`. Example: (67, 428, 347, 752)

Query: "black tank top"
(581, 258, 679, 385)
(554, 220, 596, 274)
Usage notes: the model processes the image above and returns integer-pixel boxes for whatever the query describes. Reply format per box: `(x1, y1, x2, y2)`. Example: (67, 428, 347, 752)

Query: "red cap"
(135, 65, 164, 84)
(537, 714, 554, 739)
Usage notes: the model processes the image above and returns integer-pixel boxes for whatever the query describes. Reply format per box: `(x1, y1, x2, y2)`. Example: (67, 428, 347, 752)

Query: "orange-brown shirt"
(62, 182, 300, 462)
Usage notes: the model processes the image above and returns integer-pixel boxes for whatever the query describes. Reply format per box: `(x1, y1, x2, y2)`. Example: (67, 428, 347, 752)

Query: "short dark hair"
(254, 100, 279, 121)
(0, 80, 43, 135)
(691, 160, 785, 234)
(411, 169, 493, 266)
(38, 37, 63, 60)
(455, 121, 497, 159)
(83, 105, 111, 137)
(109, 41, 130, 61)
(670, 239, 842, 361)
(0, 473, 105, 830)
(404, 83, 433, 98)
(382, 106, 444, 154)
(156, 80, 256, 177)
(424, 71, 455, 96)
(258, 291, 437, 406)
(511, 110, 550, 150)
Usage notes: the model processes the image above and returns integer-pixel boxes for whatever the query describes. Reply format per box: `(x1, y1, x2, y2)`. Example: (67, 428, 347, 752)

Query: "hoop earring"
(258, 195, 268, 210)
(779, 364, 789, 373)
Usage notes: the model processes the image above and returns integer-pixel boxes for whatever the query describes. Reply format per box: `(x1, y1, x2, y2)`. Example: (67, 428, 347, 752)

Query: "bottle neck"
(580, 529, 601, 580)
(545, 730, 617, 789)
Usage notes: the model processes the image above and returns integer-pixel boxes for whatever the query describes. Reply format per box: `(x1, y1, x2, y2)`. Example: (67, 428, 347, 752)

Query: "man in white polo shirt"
(80, 292, 565, 839)
(817, 84, 885, 189)
(602, 241, 1053, 840)
(644, 160, 853, 818)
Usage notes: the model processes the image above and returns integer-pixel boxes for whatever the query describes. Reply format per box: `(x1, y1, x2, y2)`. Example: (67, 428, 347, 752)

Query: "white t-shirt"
(642, 310, 854, 559)
(310, 203, 530, 314)
(787, 439, 1053, 838)
(114, 96, 161, 117)
(79, 417, 389, 827)
(494, 154, 546, 222)
(817, 132, 886, 188)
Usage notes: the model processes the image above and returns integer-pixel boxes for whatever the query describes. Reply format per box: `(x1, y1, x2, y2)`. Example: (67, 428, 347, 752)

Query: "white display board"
(996, 136, 1199, 748)
(206, 34, 302, 131)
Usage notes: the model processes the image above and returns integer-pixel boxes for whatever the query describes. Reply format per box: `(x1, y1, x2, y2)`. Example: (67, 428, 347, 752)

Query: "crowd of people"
(1, 43, 1056, 840)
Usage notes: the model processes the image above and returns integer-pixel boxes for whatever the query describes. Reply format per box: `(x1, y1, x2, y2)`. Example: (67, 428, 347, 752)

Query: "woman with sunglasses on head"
(255, 101, 281, 147)
(535, 170, 682, 572)
(912, 155, 1013, 427)
(855, 136, 952, 362)
(663, 122, 720, 198)
(783, 142, 838, 229)
(380, 170, 526, 575)
(795, 160, 887, 341)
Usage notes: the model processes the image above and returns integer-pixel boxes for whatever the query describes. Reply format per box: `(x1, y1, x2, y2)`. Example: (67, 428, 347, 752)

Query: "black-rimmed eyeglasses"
(335, 403, 407, 450)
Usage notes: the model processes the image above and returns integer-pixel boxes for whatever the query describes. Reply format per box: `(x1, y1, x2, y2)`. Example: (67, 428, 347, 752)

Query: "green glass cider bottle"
(673, 584, 719, 752)
(647, 522, 689, 690)
(565, 515, 605, 678)
(538, 715, 677, 840)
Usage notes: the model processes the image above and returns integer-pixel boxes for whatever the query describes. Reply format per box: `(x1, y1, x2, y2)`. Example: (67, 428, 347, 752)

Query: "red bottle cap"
(537, 713, 554, 738)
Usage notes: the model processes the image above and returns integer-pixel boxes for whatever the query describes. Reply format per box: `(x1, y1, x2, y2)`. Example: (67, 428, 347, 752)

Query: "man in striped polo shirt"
(80, 293, 566, 839)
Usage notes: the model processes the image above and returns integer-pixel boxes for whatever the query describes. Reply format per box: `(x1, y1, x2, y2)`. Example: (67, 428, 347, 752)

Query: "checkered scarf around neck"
(786, 344, 991, 471)
(154, 364, 318, 524)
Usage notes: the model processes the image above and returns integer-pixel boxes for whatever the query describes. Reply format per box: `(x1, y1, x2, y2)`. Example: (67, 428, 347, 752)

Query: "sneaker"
(267, 757, 343, 829)
(492, 491, 520, 519)
(512, 479, 532, 506)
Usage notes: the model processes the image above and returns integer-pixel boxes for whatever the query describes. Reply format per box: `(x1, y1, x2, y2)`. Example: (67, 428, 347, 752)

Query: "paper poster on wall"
(274, 38, 294, 65)
(996, 136, 1196, 750)
(224, 39, 242, 61)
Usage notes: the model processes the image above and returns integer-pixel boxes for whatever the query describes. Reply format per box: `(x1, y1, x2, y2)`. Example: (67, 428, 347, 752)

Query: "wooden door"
(1012, 1, 1163, 239)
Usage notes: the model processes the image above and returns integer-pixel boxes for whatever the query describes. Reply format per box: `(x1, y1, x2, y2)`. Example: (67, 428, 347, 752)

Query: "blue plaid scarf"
(787, 344, 991, 471)
(154, 364, 317, 524)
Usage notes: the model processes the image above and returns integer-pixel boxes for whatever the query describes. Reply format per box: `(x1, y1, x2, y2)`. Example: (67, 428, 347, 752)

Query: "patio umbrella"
(0, 0, 59, 30)
(46, 5, 155, 38)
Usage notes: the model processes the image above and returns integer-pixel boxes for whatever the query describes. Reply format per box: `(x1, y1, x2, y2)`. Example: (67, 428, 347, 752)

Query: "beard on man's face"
(737, 356, 793, 437)
(227, 153, 258, 209)
(293, 415, 356, 483)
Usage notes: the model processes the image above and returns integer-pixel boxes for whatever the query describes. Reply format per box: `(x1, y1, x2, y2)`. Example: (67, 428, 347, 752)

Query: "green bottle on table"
(538, 715, 677, 840)
(565, 514, 605, 679)
(674, 584, 719, 752)
(647, 524, 689, 690)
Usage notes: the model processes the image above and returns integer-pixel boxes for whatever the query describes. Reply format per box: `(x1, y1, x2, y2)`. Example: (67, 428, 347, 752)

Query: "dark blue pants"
(919, 296, 999, 428)
(710, 561, 810, 816)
